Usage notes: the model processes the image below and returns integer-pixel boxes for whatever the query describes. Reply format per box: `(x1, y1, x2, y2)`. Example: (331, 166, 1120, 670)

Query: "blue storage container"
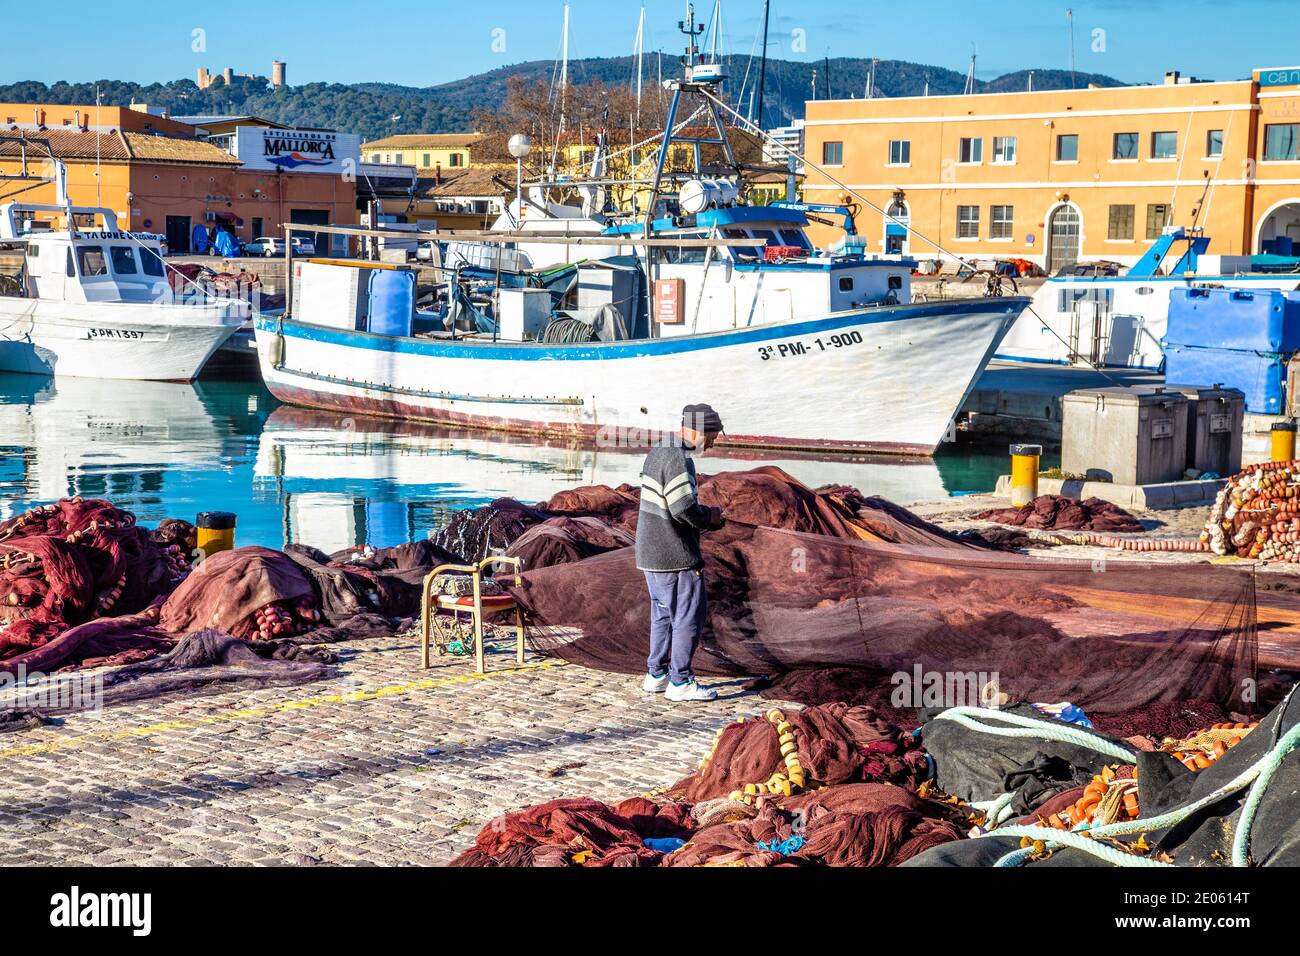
(1277, 236, 1295, 257)
(1163, 343, 1286, 414)
(1166, 287, 1300, 353)
(367, 268, 415, 337)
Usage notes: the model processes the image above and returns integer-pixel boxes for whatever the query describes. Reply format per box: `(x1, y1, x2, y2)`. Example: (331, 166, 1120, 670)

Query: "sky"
(4, 0, 1296, 89)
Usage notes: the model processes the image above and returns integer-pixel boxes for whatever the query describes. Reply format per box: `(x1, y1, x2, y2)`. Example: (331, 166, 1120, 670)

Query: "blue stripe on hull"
(256, 298, 1027, 362)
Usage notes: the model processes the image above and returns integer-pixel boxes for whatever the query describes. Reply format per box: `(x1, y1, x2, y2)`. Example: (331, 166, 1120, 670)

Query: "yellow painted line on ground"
(0, 658, 566, 761)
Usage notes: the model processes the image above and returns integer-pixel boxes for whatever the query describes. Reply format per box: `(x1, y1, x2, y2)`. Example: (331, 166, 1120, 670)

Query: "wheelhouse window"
(1206, 129, 1224, 158)
(887, 139, 910, 165)
(1151, 131, 1177, 160)
(1055, 134, 1079, 162)
(139, 246, 166, 277)
(109, 246, 138, 275)
(958, 137, 983, 164)
(1146, 203, 1172, 239)
(1113, 132, 1138, 160)
(990, 205, 1014, 239)
(956, 205, 980, 239)
(992, 136, 1017, 164)
(1264, 124, 1299, 161)
(1108, 204, 1135, 240)
(822, 141, 844, 165)
(76, 246, 108, 277)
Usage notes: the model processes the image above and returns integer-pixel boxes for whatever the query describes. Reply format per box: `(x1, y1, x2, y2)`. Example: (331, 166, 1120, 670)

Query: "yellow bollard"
(195, 511, 237, 558)
(1272, 421, 1297, 463)
(1009, 443, 1042, 507)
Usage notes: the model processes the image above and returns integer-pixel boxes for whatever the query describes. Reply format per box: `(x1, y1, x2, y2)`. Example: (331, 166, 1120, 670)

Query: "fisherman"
(636, 403, 726, 702)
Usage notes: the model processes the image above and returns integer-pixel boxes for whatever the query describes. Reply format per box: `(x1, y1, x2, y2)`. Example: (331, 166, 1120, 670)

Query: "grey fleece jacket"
(634, 443, 714, 572)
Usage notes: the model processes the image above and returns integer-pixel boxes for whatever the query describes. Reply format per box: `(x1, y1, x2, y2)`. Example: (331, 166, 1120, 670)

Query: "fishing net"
(975, 495, 1145, 533)
(450, 703, 969, 867)
(0, 498, 187, 674)
(507, 467, 1260, 714)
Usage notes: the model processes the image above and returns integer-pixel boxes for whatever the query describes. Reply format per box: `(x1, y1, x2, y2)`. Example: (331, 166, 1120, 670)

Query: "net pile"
(1203, 459, 1300, 561)
(975, 495, 1144, 533)
(0, 498, 188, 674)
(451, 703, 968, 867)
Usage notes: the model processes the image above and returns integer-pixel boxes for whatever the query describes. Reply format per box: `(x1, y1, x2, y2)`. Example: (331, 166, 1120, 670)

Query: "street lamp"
(507, 133, 532, 224)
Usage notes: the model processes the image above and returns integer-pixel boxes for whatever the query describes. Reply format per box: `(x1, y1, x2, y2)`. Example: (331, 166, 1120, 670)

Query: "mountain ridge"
(0, 56, 1129, 142)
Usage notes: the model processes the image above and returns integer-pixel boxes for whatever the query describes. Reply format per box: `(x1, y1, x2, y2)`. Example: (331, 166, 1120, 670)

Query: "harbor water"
(0, 373, 1052, 552)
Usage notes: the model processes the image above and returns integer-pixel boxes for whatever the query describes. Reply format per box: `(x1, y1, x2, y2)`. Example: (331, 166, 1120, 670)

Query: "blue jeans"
(644, 569, 707, 685)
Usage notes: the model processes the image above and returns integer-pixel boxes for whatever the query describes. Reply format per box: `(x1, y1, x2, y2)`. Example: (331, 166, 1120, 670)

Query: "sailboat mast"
(755, 0, 770, 131)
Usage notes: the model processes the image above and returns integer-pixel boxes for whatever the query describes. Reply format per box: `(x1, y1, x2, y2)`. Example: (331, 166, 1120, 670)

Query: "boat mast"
(633, 6, 645, 166)
(755, 0, 770, 131)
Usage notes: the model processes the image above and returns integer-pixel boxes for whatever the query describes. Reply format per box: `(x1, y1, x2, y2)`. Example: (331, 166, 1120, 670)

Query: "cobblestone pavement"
(0, 633, 778, 866)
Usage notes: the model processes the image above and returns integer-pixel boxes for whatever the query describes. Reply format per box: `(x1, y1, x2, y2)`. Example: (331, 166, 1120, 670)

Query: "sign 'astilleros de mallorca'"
(233, 126, 361, 174)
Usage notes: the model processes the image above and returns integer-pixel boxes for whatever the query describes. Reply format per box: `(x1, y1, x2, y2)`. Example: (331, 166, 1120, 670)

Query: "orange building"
(801, 68, 1300, 269)
(0, 103, 357, 253)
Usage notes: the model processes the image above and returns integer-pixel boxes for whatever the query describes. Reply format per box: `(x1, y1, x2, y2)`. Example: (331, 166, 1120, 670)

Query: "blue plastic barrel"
(367, 269, 415, 338)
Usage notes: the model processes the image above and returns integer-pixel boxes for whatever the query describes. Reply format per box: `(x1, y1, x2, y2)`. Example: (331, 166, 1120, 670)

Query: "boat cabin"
(603, 204, 914, 336)
(2, 203, 171, 305)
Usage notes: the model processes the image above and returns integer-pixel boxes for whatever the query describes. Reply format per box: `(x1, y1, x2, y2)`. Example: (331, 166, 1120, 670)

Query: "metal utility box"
(497, 288, 553, 341)
(1061, 386, 1189, 486)
(1164, 383, 1245, 476)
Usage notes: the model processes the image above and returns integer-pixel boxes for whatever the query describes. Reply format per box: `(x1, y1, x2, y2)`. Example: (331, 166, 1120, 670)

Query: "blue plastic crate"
(1163, 343, 1286, 414)
(1166, 287, 1300, 354)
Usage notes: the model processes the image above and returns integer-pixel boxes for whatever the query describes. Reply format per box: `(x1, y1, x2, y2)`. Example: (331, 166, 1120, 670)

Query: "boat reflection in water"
(0, 374, 1016, 553)
(253, 407, 1006, 554)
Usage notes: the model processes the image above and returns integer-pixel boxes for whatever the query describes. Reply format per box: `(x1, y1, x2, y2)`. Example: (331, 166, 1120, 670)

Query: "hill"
(0, 57, 1128, 142)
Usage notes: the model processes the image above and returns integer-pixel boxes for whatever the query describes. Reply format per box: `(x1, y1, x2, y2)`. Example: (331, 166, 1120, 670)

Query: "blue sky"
(4, 1, 1295, 88)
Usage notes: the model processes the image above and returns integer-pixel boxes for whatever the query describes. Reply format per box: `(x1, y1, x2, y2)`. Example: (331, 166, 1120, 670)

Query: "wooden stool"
(420, 556, 525, 674)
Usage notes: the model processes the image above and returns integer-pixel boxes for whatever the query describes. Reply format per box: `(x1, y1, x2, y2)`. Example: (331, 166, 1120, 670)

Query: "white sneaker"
(665, 679, 718, 702)
(642, 672, 669, 694)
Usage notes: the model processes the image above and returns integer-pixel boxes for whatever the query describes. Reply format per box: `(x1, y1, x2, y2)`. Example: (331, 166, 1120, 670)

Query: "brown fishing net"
(975, 495, 1145, 533)
(506, 467, 1259, 715)
(0, 498, 187, 674)
(450, 703, 970, 867)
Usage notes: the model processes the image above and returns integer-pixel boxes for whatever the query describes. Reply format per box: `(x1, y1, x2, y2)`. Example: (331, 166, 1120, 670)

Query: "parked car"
(244, 236, 317, 257)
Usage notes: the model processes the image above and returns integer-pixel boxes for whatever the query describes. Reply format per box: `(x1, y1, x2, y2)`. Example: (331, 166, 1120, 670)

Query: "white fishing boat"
(998, 228, 1300, 369)
(254, 42, 1028, 456)
(0, 161, 247, 381)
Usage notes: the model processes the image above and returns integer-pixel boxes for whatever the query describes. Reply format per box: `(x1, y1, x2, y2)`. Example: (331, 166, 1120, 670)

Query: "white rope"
(928, 706, 1136, 762)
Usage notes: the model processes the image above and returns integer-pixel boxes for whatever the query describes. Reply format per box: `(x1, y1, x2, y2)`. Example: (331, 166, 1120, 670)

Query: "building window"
(887, 139, 910, 165)
(1055, 134, 1079, 162)
(1264, 124, 1299, 161)
(957, 204, 980, 238)
(992, 136, 1017, 164)
(450, 153, 464, 167)
(822, 141, 844, 165)
(1151, 131, 1177, 160)
(252, 217, 264, 239)
(1206, 129, 1224, 158)
(423, 153, 431, 166)
(1146, 203, 1172, 239)
(1108, 204, 1135, 240)
(958, 137, 983, 164)
(1113, 132, 1138, 160)
(990, 205, 1014, 239)
(370, 153, 381, 162)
